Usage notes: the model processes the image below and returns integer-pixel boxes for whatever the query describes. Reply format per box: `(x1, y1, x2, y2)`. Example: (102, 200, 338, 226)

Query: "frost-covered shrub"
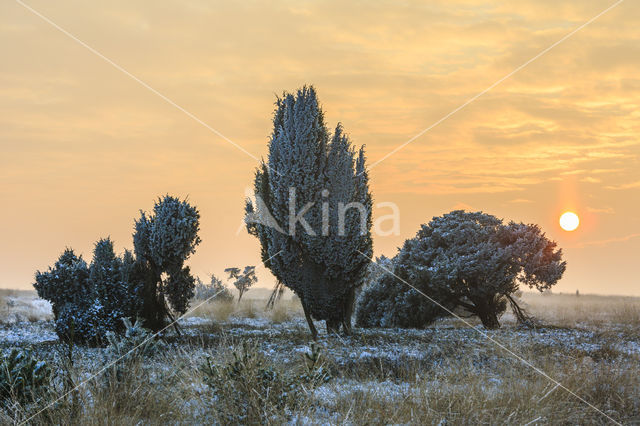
(54, 300, 116, 344)
(134, 195, 201, 331)
(105, 318, 161, 358)
(357, 211, 566, 329)
(33, 249, 92, 321)
(90, 239, 141, 329)
(194, 275, 234, 303)
(0, 349, 51, 404)
(34, 195, 201, 342)
(245, 86, 372, 337)
(35, 239, 144, 344)
(33, 249, 105, 343)
(356, 259, 449, 329)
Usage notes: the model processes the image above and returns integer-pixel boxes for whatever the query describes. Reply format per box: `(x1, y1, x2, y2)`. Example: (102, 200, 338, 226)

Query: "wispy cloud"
(606, 181, 640, 190)
(586, 206, 615, 214)
(573, 233, 640, 248)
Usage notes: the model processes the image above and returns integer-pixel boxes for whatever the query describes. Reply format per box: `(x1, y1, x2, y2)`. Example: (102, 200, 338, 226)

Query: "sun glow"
(559, 212, 580, 232)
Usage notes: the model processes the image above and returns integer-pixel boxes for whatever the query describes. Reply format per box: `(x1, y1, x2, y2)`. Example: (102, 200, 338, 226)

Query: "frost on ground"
(1, 293, 639, 424)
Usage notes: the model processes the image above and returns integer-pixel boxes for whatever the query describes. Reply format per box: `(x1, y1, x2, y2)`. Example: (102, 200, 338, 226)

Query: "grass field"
(0, 290, 638, 425)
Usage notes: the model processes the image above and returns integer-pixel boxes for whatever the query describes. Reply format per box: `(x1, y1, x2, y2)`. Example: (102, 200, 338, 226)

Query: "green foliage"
(102, 318, 163, 388)
(0, 349, 51, 404)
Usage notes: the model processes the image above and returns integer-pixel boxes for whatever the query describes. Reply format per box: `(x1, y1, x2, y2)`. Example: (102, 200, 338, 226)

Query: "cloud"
(586, 206, 615, 214)
(508, 198, 534, 204)
(580, 177, 601, 183)
(606, 181, 640, 190)
(573, 233, 640, 248)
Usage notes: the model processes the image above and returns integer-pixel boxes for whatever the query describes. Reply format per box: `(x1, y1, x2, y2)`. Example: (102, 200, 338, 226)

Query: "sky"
(1, 0, 639, 295)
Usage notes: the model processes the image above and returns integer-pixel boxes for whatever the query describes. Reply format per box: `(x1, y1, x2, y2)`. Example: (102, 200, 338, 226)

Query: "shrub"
(0, 349, 51, 404)
(200, 341, 330, 423)
(35, 240, 143, 345)
(34, 195, 200, 343)
(194, 275, 234, 303)
(356, 265, 448, 329)
(33, 249, 92, 322)
(356, 211, 566, 329)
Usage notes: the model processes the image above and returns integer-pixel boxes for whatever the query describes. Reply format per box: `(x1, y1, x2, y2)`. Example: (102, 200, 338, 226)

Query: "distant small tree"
(225, 266, 257, 303)
(133, 195, 201, 331)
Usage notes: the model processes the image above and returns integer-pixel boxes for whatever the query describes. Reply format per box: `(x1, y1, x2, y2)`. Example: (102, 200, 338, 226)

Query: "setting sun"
(560, 212, 580, 232)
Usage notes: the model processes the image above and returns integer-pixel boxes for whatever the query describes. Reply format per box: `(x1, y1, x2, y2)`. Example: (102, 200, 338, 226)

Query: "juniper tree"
(89, 238, 133, 334)
(34, 241, 144, 344)
(34, 249, 93, 340)
(355, 255, 450, 329)
(246, 86, 372, 337)
(357, 210, 566, 329)
(225, 266, 257, 303)
(133, 195, 201, 331)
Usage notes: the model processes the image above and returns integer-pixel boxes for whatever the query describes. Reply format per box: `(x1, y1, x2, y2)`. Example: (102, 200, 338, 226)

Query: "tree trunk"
(266, 281, 285, 310)
(341, 287, 356, 335)
(506, 294, 532, 325)
(476, 307, 500, 329)
(301, 300, 318, 340)
(142, 272, 164, 332)
(326, 319, 341, 335)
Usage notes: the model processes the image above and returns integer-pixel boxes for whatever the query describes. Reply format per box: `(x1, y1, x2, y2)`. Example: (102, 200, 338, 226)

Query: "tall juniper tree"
(246, 86, 372, 337)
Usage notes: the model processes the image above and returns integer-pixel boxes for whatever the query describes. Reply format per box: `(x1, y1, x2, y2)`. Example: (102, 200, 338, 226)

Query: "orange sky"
(1, 0, 639, 295)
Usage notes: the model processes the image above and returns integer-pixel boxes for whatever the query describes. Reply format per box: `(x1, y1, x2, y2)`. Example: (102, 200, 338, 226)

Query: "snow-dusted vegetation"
(0, 292, 639, 424)
(3, 87, 637, 424)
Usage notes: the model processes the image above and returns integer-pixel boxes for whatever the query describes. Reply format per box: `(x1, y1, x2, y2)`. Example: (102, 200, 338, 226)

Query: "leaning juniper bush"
(357, 210, 566, 329)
